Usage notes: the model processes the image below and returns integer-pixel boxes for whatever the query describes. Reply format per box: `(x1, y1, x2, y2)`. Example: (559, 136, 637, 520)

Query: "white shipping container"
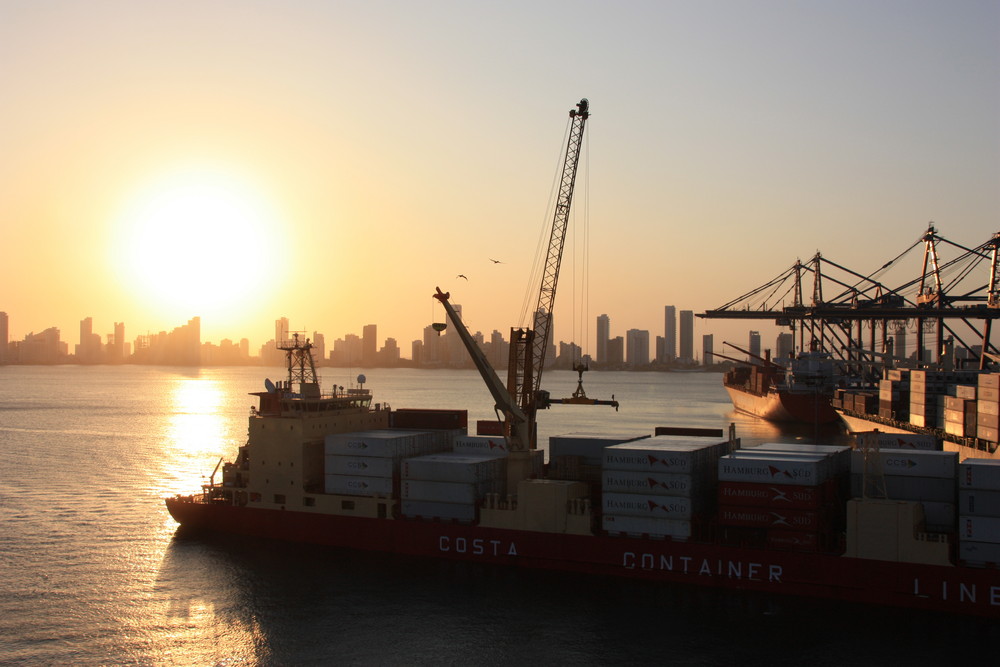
(850, 431, 938, 451)
(733, 449, 836, 481)
(604, 437, 726, 474)
(551, 433, 651, 465)
(959, 459, 1000, 491)
(324, 474, 394, 497)
(719, 454, 828, 486)
(325, 455, 396, 478)
(960, 515, 1000, 543)
(960, 489, 1000, 516)
(401, 499, 476, 522)
(601, 514, 692, 539)
(849, 473, 956, 503)
(602, 470, 699, 497)
(959, 540, 1000, 565)
(752, 443, 852, 474)
(850, 448, 958, 479)
(325, 429, 445, 458)
(402, 479, 482, 504)
(602, 492, 693, 519)
(402, 452, 506, 484)
(453, 435, 510, 456)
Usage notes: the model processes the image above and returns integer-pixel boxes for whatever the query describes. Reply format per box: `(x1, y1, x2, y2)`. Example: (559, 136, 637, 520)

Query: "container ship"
(834, 367, 1000, 462)
(167, 100, 1000, 618)
(166, 338, 1000, 619)
(719, 346, 839, 425)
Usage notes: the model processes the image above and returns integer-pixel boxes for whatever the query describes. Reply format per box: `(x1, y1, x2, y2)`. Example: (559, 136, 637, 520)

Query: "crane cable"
(573, 128, 591, 365)
(518, 116, 575, 329)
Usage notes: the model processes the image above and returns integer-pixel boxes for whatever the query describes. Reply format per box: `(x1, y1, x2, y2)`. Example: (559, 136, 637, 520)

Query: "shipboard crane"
(513, 98, 617, 417)
(434, 98, 617, 486)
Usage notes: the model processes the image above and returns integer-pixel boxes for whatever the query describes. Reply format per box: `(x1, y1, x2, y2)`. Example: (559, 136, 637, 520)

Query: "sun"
(115, 167, 285, 320)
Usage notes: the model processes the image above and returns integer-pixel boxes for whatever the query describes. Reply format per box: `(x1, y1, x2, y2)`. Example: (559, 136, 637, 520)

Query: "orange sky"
(2, 2, 998, 357)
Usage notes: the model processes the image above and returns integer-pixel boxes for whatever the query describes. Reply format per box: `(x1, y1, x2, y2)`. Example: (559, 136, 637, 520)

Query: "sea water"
(0, 366, 994, 665)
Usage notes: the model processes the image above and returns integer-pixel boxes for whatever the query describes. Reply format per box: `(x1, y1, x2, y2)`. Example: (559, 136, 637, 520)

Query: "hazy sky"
(2, 1, 998, 356)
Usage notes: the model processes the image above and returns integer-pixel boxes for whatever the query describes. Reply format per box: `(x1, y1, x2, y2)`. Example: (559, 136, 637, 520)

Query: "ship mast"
(278, 332, 320, 396)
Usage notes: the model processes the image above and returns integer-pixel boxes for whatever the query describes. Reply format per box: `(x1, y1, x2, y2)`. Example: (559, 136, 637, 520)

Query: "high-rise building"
(626, 329, 650, 366)
(679, 310, 694, 362)
(421, 324, 441, 365)
(596, 314, 610, 365)
(702, 334, 714, 366)
(312, 332, 326, 363)
(0, 311, 7, 364)
(488, 330, 508, 370)
(275, 318, 289, 346)
(332, 333, 362, 366)
(749, 330, 761, 359)
(607, 336, 624, 366)
(19, 327, 67, 364)
(894, 326, 907, 361)
(664, 306, 676, 361)
(380, 338, 400, 364)
(362, 324, 377, 366)
(76, 317, 102, 363)
(775, 332, 794, 360)
(111, 322, 125, 362)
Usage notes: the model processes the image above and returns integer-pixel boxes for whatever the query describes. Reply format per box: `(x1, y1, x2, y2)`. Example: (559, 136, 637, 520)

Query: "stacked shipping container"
(323, 430, 450, 498)
(548, 433, 650, 500)
(978, 374, 1000, 444)
(600, 435, 731, 540)
(850, 448, 958, 533)
(717, 444, 850, 552)
(944, 384, 977, 438)
(400, 452, 507, 522)
(879, 368, 909, 421)
(958, 459, 1000, 565)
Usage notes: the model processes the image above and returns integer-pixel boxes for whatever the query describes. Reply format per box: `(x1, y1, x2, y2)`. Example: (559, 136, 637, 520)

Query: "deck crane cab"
(433, 98, 618, 491)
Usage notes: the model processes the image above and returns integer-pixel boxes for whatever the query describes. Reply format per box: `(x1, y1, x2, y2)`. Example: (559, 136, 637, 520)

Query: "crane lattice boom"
(515, 98, 590, 413)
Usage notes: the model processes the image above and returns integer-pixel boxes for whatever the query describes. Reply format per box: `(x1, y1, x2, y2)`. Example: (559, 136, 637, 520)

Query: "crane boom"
(432, 288, 531, 451)
(511, 98, 590, 420)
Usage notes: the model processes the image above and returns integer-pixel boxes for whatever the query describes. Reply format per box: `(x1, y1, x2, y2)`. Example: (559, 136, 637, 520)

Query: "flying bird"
(489, 258, 503, 264)
(457, 274, 468, 280)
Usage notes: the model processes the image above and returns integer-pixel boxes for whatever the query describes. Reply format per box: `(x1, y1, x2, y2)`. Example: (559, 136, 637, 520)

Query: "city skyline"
(0, 305, 779, 367)
(3, 4, 996, 367)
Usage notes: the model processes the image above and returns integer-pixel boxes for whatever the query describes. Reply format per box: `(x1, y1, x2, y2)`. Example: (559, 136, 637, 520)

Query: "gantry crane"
(434, 98, 617, 488)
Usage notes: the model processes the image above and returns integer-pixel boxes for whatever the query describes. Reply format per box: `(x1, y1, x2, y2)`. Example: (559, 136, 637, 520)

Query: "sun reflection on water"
(155, 374, 247, 501)
(168, 378, 227, 453)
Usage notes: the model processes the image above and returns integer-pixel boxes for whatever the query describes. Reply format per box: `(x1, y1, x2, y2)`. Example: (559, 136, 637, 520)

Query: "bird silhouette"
(457, 274, 468, 280)
(489, 258, 503, 264)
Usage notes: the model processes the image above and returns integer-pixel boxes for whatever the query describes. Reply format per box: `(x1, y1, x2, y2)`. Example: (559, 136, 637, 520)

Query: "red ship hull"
(725, 385, 838, 424)
(167, 497, 1000, 618)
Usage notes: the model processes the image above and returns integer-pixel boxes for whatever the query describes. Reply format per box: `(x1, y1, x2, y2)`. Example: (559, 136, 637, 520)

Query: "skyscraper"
(626, 329, 650, 366)
(275, 317, 289, 346)
(679, 310, 694, 362)
(0, 311, 8, 364)
(596, 314, 610, 365)
(664, 306, 676, 361)
(702, 334, 714, 365)
(749, 330, 761, 359)
(362, 324, 377, 366)
(775, 332, 794, 360)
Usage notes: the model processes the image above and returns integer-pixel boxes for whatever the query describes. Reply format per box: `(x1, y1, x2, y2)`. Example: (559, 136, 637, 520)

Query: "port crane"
(700, 224, 1000, 372)
(434, 98, 617, 487)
